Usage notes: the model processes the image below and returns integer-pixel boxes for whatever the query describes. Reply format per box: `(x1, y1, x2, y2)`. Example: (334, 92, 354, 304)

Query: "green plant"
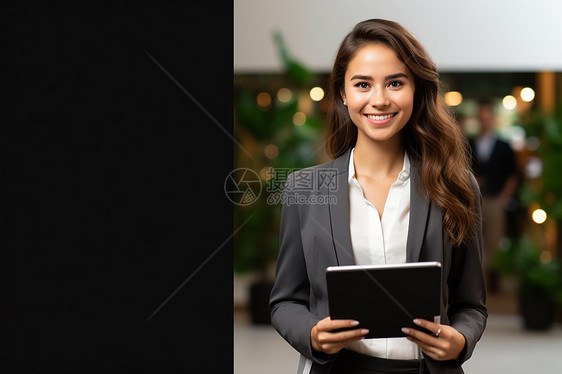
(233, 32, 325, 280)
(492, 236, 562, 304)
(518, 100, 562, 222)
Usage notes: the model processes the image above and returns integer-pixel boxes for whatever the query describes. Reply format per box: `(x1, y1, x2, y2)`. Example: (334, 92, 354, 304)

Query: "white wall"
(235, 0, 562, 73)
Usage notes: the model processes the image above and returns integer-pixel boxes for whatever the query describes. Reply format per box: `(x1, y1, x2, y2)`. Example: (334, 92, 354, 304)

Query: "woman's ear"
(341, 92, 347, 106)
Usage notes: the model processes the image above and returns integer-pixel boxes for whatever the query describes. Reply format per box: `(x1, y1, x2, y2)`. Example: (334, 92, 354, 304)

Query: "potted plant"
(233, 33, 325, 324)
(492, 235, 562, 329)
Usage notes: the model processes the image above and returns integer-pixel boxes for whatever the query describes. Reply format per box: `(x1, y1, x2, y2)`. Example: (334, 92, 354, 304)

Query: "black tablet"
(326, 261, 442, 339)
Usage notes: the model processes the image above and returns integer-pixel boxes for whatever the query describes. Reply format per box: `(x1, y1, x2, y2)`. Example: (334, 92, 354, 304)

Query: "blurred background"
(233, 1, 562, 372)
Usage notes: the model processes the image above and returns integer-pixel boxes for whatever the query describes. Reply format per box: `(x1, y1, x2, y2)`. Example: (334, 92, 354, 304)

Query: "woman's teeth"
(367, 113, 396, 120)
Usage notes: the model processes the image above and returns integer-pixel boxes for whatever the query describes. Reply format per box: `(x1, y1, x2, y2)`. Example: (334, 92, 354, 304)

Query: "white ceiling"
(235, 0, 562, 73)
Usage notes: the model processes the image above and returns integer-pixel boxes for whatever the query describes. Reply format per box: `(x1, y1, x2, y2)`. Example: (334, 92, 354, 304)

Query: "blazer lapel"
(327, 148, 355, 266)
(327, 149, 430, 264)
(406, 160, 430, 262)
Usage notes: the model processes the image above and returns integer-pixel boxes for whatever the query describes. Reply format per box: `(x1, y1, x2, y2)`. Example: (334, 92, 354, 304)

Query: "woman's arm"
(446, 175, 488, 364)
(269, 173, 333, 364)
(269, 173, 366, 363)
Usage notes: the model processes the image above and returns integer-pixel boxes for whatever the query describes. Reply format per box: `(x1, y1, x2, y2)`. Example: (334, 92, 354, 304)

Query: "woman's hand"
(311, 317, 369, 355)
(401, 319, 466, 361)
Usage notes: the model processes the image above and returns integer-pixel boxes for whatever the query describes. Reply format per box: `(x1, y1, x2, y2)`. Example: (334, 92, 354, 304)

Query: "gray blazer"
(270, 147, 487, 374)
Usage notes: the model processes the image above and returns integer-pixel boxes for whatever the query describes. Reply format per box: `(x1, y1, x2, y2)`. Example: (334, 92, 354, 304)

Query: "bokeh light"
(309, 87, 325, 102)
(444, 91, 463, 106)
(277, 88, 292, 103)
(532, 208, 547, 224)
(257, 92, 272, 107)
(524, 156, 543, 179)
(502, 95, 517, 110)
(264, 144, 279, 159)
(292, 111, 306, 126)
(520, 87, 535, 102)
(260, 166, 273, 181)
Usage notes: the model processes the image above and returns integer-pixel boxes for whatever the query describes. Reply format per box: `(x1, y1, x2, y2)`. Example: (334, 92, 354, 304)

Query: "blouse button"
(398, 170, 410, 182)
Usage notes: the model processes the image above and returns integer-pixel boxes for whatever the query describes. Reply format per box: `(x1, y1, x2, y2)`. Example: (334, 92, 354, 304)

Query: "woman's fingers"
(412, 318, 441, 337)
(316, 330, 368, 355)
(316, 317, 359, 332)
(311, 317, 369, 355)
(402, 319, 442, 343)
(401, 319, 466, 361)
(317, 325, 369, 343)
(316, 317, 369, 343)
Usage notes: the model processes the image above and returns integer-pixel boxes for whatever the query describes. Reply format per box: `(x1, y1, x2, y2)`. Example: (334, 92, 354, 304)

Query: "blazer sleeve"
(446, 174, 488, 365)
(269, 173, 336, 365)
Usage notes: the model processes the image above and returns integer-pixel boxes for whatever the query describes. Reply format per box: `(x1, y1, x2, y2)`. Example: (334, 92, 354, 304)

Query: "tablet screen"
(326, 261, 442, 339)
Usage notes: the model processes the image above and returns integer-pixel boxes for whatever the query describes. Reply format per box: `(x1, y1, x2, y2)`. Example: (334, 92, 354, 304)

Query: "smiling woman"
(342, 43, 415, 148)
(325, 19, 479, 247)
(270, 19, 487, 374)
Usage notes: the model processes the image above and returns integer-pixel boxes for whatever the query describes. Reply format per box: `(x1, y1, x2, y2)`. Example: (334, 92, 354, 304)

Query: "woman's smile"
(364, 112, 398, 125)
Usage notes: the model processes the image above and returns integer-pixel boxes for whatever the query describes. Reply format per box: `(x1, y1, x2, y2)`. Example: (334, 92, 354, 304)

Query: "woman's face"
(342, 42, 415, 146)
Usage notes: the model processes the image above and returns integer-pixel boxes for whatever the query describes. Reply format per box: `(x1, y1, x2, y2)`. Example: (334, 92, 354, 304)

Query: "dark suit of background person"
(269, 147, 487, 374)
(467, 100, 519, 292)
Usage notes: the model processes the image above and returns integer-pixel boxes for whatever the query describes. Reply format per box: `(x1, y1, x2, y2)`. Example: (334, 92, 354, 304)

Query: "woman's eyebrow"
(350, 74, 373, 81)
(350, 72, 408, 81)
(385, 73, 408, 80)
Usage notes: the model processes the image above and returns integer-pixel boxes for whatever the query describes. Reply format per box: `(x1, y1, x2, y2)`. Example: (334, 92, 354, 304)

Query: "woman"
(269, 19, 487, 374)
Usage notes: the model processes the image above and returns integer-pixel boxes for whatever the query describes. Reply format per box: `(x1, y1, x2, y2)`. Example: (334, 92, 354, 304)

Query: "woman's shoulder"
(286, 157, 347, 188)
(289, 149, 351, 180)
(279, 152, 349, 199)
(283, 160, 336, 192)
(292, 159, 336, 176)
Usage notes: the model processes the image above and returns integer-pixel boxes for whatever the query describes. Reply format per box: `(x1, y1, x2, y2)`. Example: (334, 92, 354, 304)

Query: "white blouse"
(346, 147, 421, 360)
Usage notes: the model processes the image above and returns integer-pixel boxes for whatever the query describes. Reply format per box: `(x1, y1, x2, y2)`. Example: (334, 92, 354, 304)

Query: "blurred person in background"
(270, 18, 487, 374)
(468, 99, 519, 293)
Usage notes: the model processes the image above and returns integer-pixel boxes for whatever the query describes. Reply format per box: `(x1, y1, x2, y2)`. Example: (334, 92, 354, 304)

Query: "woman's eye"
(355, 82, 370, 89)
(388, 80, 403, 88)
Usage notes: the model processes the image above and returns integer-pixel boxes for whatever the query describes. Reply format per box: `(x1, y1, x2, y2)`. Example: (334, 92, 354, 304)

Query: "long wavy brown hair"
(325, 19, 479, 246)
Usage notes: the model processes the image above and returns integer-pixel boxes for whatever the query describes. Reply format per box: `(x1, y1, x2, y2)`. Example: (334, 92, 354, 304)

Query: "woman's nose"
(368, 85, 390, 107)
